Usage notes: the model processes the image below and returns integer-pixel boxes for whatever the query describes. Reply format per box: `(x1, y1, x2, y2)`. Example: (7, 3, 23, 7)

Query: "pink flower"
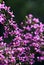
(33, 18, 39, 23)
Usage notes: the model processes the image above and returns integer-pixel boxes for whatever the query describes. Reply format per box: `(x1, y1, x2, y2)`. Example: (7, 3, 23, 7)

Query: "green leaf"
(0, 0, 3, 3)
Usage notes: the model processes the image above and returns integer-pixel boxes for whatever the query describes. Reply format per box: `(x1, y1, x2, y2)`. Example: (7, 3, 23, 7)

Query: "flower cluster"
(0, 1, 44, 65)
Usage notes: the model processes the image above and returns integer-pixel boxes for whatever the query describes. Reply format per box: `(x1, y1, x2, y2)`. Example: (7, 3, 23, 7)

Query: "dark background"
(4, 0, 44, 23)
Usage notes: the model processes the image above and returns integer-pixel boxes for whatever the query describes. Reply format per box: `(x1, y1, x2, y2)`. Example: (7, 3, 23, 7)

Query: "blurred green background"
(4, 0, 44, 23)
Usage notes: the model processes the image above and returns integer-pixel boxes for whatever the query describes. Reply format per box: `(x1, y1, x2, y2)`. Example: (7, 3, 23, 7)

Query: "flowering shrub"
(0, 1, 44, 65)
